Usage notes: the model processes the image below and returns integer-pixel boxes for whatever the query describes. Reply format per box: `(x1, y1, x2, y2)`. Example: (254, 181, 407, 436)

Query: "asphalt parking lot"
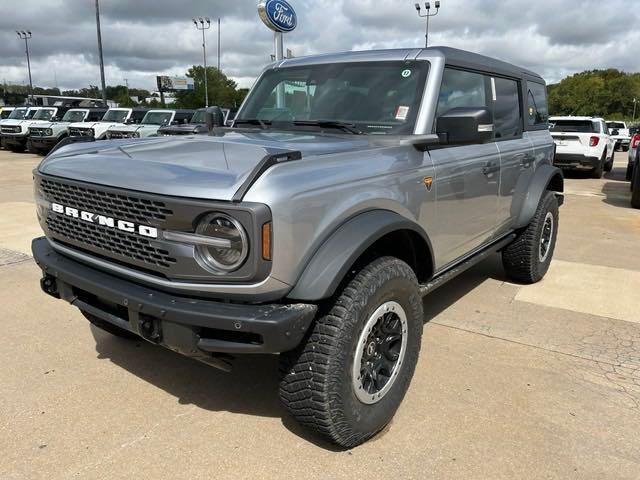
(1, 150, 639, 479)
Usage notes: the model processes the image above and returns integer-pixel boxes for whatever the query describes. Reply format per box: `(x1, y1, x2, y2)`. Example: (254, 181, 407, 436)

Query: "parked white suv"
(67, 108, 147, 140)
(550, 116, 615, 178)
(606, 121, 631, 151)
(0, 106, 57, 152)
(106, 109, 192, 139)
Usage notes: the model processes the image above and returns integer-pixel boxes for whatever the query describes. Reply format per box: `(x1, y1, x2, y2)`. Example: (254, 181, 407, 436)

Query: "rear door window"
(493, 77, 522, 140)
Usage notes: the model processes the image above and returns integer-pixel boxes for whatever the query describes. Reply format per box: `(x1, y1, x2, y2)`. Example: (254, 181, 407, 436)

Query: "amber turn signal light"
(262, 222, 272, 260)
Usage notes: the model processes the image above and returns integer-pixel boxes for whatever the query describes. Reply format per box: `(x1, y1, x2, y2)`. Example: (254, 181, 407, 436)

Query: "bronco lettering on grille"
(50, 202, 158, 239)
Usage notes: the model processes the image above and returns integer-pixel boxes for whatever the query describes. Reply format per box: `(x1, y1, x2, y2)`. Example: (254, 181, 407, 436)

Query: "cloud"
(1, 0, 639, 92)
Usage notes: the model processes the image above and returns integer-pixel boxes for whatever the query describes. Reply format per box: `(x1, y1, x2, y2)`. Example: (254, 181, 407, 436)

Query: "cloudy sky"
(1, 0, 639, 92)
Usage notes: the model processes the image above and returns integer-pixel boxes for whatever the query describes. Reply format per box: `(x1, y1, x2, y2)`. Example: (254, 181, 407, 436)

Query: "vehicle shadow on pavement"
(421, 254, 506, 322)
(91, 326, 345, 450)
(89, 254, 506, 451)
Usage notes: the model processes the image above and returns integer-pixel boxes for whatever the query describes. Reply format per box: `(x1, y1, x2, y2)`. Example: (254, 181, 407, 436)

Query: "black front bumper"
(554, 153, 600, 169)
(29, 137, 58, 152)
(32, 237, 316, 359)
(2, 134, 28, 149)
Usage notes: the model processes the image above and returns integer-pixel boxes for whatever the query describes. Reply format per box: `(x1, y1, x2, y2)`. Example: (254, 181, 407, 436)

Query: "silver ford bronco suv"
(32, 47, 562, 448)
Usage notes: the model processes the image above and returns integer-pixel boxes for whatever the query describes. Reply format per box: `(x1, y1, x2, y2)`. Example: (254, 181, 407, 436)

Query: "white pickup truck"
(550, 116, 615, 178)
(606, 120, 631, 151)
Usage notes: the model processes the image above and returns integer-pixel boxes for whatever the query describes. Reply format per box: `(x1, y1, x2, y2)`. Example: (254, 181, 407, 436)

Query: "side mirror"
(205, 106, 225, 132)
(436, 107, 494, 145)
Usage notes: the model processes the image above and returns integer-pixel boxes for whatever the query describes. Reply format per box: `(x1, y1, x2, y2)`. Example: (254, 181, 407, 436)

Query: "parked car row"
(0, 106, 233, 154)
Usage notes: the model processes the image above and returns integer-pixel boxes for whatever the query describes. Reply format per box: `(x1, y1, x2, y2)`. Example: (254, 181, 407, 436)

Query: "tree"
(548, 69, 640, 121)
(173, 66, 246, 109)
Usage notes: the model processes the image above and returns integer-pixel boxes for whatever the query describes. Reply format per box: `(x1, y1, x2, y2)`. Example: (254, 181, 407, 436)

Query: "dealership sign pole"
(258, 0, 297, 107)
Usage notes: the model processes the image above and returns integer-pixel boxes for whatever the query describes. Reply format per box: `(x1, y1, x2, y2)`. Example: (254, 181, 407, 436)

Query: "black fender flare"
(287, 210, 434, 301)
(514, 164, 564, 229)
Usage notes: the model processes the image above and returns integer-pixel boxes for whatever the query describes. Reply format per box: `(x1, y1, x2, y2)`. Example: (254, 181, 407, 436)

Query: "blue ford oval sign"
(258, 0, 297, 33)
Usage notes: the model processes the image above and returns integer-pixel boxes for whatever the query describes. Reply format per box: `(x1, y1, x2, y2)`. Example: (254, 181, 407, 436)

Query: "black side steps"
(419, 233, 516, 296)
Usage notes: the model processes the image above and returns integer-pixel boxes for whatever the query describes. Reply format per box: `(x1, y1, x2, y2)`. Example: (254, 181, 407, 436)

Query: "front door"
(426, 68, 501, 270)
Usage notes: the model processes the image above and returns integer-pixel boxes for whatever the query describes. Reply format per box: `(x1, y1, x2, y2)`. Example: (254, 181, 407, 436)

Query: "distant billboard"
(156, 76, 194, 91)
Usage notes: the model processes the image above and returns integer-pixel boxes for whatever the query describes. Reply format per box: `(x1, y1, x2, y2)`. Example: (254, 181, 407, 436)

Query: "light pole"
(16, 30, 34, 105)
(633, 98, 637, 123)
(415, 1, 441, 48)
(217, 17, 221, 73)
(95, 0, 107, 106)
(193, 17, 211, 107)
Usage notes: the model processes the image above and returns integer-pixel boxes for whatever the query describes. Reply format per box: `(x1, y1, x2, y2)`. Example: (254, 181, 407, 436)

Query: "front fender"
(514, 164, 564, 229)
(287, 210, 433, 301)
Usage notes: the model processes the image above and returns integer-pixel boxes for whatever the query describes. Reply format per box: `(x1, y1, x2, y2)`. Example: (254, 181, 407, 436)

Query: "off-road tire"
(622, 145, 629, 152)
(627, 164, 634, 181)
(604, 151, 613, 172)
(591, 154, 605, 178)
(82, 311, 139, 340)
(502, 191, 559, 284)
(279, 257, 423, 448)
(631, 164, 640, 209)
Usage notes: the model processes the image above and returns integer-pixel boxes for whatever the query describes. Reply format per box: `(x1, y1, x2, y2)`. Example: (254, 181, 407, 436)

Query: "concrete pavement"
(1, 150, 639, 479)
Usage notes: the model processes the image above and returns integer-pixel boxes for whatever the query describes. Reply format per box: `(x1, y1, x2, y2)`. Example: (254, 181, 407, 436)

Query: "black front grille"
(1, 126, 21, 134)
(108, 130, 134, 139)
(68, 127, 93, 137)
(46, 213, 176, 269)
(40, 178, 174, 224)
(30, 128, 48, 137)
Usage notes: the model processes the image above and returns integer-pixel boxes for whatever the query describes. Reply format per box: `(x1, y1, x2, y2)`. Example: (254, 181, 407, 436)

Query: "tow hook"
(40, 275, 59, 298)
(138, 314, 162, 344)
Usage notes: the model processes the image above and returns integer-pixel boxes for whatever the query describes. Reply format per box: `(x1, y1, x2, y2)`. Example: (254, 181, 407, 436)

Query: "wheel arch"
(514, 164, 564, 229)
(286, 210, 434, 302)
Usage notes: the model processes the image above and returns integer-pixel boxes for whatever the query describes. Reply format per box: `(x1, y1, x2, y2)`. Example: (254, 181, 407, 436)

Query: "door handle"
(482, 161, 499, 176)
(521, 154, 534, 168)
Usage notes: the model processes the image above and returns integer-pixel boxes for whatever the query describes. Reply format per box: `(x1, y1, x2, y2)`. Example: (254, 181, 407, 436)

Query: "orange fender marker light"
(262, 222, 272, 260)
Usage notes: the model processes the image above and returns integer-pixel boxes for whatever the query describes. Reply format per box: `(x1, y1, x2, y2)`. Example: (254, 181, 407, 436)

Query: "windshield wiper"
(292, 120, 363, 134)
(234, 118, 271, 130)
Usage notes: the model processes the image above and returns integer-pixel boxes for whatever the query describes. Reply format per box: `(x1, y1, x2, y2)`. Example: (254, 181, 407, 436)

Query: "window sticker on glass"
(395, 106, 410, 120)
(401, 69, 412, 78)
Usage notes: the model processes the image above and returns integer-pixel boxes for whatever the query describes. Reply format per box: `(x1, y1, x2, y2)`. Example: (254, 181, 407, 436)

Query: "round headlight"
(45, 128, 53, 136)
(133, 132, 140, 138)
(194, 213, 248, 273)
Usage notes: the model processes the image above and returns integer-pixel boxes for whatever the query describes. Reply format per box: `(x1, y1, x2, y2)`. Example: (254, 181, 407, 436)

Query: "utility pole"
(193, 17, 211, 107)
(217, 18, 221, 72)
(16, 31, 34, 105)
(633, 98, 637, 123)
(414, 2, 441, 48)
(95, 0, 107, 106)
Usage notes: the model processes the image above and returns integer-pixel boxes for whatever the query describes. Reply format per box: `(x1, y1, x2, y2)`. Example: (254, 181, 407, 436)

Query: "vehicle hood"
(1, 119, 31, 127)
(38, 130, 373, 200)
(158, 123, 207, 134)
(69, 121, 125, 130)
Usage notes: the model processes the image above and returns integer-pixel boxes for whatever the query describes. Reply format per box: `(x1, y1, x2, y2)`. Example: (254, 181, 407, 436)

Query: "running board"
(418, 234, 516, 296)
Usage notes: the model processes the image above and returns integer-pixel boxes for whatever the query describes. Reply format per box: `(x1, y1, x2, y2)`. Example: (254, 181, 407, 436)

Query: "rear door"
(492, 76, 532, 229)
(427, 67, 501, 269)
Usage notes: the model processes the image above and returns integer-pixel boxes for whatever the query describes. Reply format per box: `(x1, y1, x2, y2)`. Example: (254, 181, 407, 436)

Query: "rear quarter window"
(526, 82, 548, 127)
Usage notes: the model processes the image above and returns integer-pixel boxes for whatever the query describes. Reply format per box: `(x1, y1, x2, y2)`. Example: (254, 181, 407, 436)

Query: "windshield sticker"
(401, 69, 412, 78)
(395, 106, 410, 121)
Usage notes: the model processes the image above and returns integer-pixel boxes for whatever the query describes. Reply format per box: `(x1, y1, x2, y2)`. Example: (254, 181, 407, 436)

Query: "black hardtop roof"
(431, 46, 544, 82)
(275, 46, 545, 84)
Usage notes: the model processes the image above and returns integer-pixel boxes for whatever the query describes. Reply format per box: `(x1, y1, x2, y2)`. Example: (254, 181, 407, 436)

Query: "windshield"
(32, 109, 56, 121)
(7, 108, 27, 120)
(190, 109, 207, 124)
(102, 109, 130, 123)
(1, 110, 12, 119)
(62, 110, 88, 123)
(550, 120, 596, 133)
(606, 122, 625, 129)
(25, 109, 39, 120)
(237, 61, 429, 135)
(141, 111, 173, 125)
